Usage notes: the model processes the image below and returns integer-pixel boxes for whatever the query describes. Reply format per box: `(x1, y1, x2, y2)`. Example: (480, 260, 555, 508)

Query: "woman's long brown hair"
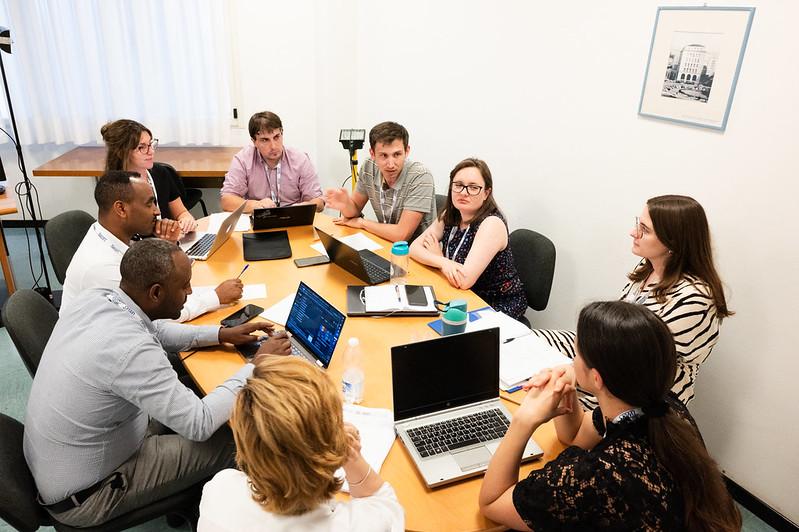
(629, 195, 732, 319)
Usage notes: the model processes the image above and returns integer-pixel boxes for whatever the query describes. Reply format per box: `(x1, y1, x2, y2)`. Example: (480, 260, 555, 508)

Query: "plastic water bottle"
(342, 337, 364, 404)
(390, 241, 409, 285)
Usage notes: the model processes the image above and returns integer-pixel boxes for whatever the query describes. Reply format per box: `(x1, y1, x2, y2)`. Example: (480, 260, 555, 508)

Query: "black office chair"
(509, 228, 556, 328)
(435, 193, 447, 217)
(2, 289, 59, 377)
(45, 210, 96, 284)
(156, 162, 208, 217)
(0, 412, 203, 532)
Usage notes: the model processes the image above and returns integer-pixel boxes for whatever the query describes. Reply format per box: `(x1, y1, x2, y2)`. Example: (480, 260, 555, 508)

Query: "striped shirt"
(355, 158, 436, 242)
(533, 273, 720, 407)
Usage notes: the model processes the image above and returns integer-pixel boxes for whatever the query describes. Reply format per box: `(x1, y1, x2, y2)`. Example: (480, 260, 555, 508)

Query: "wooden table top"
(183, 214, 564, 532)
(32, 146, 240, 180)
(0, 192, 17, 215)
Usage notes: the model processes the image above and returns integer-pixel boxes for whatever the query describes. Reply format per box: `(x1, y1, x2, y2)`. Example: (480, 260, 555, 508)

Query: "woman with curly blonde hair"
(198, 356, 404, 531)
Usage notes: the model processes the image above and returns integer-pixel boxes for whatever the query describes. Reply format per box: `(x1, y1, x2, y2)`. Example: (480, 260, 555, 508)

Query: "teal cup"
(441, 307, 468, 335)
(435, 298, 468, 314)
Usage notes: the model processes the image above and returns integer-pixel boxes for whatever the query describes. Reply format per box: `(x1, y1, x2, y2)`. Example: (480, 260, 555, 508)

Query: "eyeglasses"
(136, 139, 159, 154)
(633, 216, 647, 238)
(451, 182, 484, 196)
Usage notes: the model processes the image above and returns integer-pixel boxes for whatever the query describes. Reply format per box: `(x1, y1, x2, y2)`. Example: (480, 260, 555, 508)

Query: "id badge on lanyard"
(446, 225, 470, 260)
(378, 185, 398, 224)
(262, 159, 282, 207)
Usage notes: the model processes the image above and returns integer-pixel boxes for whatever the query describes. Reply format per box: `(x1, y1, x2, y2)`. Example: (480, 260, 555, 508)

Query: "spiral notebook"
(346, 285, 438, 316)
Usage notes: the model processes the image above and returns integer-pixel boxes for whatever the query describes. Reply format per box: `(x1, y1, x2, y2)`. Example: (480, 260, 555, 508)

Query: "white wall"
(3, 0, 796, 522)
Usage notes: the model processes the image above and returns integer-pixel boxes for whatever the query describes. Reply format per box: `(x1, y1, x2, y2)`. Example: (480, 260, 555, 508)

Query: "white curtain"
(0, 0, 232, 146)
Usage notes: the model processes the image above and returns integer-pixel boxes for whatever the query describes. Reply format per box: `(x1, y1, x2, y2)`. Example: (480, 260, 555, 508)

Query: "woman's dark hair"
(100, 119, 152, 173)
(440, 158, 501, 227)
(629, 195, 732, 319)
(576, 301, 741, 532)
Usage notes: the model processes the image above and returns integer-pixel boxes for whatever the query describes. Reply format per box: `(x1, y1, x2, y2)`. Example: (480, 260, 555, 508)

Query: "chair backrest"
(0, 413, 51, 531)
(509, 228, 556, 312)
(156, 161, 186, 198)
(435, 193, 447, 216)
(2, 289, 59, 377)
(45, 210, 96, 284)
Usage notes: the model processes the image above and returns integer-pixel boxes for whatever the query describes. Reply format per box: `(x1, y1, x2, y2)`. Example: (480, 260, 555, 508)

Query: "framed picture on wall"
(638, 6, 755, 131)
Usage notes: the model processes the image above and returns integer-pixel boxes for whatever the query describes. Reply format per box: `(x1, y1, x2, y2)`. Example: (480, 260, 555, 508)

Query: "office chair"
(0, 412, 203, 532)
(156, 162, 208, 217)
(2, 289, 59, 376)
(509, 228, 556, 327)
(45, 210, 95, 284)
(435, 193, 447, 216)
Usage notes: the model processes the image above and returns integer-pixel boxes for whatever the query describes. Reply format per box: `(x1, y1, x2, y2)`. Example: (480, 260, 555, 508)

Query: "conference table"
(183, 213, 565, 532)
(32, 146, 239, 188)
(0, 192, 18, 294)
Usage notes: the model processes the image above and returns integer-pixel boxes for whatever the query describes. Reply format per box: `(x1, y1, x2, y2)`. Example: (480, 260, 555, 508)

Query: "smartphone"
(405, 285, 428, 306)
(294, 255, 330, 268)
(221, 304, 265, 327)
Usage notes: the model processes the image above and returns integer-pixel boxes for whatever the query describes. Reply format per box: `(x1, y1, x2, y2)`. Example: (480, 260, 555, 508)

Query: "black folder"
(242, 230, 292, 261)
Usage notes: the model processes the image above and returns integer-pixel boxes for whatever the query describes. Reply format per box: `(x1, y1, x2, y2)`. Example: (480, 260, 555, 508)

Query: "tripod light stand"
(339, 129, 366, 191)
(0, 26, 53, 301)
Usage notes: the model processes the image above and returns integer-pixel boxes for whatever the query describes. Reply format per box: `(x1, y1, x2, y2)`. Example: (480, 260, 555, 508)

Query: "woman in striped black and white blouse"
(535, 195, 732, 407)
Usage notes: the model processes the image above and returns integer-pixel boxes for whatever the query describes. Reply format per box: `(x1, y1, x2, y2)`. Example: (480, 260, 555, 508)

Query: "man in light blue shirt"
(24, 239, 291, 527)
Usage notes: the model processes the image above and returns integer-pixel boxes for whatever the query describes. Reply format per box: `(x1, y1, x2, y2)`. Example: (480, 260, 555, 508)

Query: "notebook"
(242, 230, 292, 261)
(238, 282, 346, 368)
(391, 328, 543, 488)
(179, 202, 246, 260)
(346, 285, 439, 317)
(250, 204, 316, 230)
(315, 227, 390, 285)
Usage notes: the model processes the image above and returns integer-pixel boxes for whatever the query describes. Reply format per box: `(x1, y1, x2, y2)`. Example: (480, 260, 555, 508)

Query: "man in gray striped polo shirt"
(325, 121, 435, 242)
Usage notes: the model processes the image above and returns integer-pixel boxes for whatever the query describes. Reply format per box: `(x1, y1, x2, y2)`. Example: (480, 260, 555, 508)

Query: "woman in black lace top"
(479, 301, 740, 531)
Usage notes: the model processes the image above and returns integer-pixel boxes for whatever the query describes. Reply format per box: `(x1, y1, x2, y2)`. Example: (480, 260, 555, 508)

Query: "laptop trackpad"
(453, 446, 491, 471)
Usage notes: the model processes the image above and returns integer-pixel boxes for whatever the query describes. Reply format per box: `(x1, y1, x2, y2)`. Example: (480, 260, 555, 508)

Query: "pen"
(395, 284, 402, 304)
(237, 264, 249, 279)
(506, 385, 523, 393)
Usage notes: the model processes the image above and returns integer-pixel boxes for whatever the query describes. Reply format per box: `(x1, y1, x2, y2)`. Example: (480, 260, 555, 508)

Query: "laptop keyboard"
(185, 233, 215, 257)
(363, 260, 390, 283)
(406, 408, 510, 458)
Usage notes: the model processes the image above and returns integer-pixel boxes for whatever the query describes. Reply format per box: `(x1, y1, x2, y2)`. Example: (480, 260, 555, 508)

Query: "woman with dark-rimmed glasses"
(410, 157, 526, 320)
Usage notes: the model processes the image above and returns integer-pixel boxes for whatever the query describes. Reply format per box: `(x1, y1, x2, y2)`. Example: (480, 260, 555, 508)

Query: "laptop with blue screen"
(239, 282, 346, 368)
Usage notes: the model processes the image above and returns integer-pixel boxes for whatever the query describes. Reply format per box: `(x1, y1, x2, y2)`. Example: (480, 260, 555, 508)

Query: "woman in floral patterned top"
(410, 158, 526, 320)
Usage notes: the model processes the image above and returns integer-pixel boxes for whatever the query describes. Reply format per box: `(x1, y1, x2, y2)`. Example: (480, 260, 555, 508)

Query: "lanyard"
(378, 183, 399, 224)
(93, 224, 128, 256)
(623, 281, 648, 305)
(106, 292, 147, 330)
(445, 225, 470, 260)
(145, 170, 161, 219)
(261, 158, 282, 207)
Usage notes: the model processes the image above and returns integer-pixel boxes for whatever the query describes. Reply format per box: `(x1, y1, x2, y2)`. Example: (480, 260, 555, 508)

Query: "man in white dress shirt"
(60, 171, 242, 321)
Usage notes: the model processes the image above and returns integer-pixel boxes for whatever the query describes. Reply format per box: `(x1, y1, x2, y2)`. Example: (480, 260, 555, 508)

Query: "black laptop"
(251, 204, 316, 230)
(315, 227, 391, 285)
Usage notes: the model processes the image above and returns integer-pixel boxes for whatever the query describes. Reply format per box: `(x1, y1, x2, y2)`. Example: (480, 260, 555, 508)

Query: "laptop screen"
(391, 328, 500, 422)
(285, 282, 346, 367)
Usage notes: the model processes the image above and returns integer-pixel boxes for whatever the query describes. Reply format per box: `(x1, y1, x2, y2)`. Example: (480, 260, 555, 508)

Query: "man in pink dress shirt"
(220, 111, 325, 213)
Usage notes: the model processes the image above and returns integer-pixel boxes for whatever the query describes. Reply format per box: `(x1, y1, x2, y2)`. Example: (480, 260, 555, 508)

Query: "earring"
(668, 250, 673, 255)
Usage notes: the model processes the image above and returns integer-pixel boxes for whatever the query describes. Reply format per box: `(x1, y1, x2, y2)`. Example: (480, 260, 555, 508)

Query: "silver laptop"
(238, 282, 346, 369)
(391, 328, 543, 488)
(179, 202, 246, 260)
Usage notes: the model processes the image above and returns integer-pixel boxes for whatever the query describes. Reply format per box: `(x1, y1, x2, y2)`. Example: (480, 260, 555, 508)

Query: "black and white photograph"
(661, 32, 721, 103)
(638, 6, 755, 131)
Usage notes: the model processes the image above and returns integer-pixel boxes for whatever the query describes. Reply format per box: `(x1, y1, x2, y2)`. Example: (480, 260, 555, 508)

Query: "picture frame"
(638, 6, 755, 131)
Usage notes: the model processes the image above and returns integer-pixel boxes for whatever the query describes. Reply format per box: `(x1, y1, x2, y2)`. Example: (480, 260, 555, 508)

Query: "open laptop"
(179, 202, 246, 260)
(239, 281, 346, 369)
(315, 227, 391, 285)
(251, 204, 316, 230)
(392, 328, 543, 488)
